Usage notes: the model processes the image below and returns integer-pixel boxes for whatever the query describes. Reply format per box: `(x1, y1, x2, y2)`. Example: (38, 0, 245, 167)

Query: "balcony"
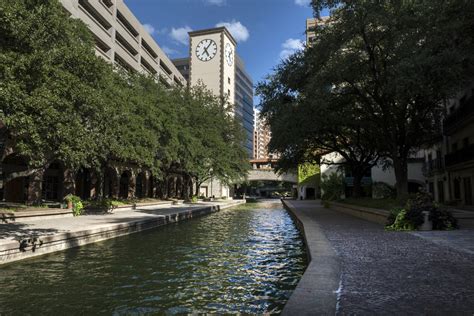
(445, 143, 474, 168)
(422, 157, 445, 177)
(444, 95, 474, 135)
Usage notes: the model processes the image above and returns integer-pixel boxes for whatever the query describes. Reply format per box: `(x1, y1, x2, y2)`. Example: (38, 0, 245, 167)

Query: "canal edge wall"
(0, 200, 245, 265)
(281, 199, 341, 315)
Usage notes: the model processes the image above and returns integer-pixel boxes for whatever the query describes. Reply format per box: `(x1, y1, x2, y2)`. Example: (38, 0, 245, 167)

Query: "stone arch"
(42, 161, 64, 202)
(75, 168, 91, 200)
(1, 154, 29, 203)
(119, 170, 135, 199)
(408, 179, 424, 194)
(135, 171, 146, 199)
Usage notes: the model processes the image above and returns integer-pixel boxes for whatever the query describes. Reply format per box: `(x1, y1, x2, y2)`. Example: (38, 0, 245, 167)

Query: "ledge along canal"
(0, 200, 307, 314)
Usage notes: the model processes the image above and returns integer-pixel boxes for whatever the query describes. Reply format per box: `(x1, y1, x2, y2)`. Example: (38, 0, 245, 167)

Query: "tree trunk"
(183, 174, 191, 201)
(352, 173, 363, 198)
(393, 157, 409, 201)
(195, 179, 201, 196)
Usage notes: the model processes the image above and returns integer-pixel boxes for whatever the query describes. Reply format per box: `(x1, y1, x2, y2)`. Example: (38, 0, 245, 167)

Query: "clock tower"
(188, 27, 236, 104)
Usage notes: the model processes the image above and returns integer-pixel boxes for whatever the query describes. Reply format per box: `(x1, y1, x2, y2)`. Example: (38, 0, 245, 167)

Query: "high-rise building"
(253, 109, 272, 160)
(235, 56, 254, 156)
(60, 0, 185, 87)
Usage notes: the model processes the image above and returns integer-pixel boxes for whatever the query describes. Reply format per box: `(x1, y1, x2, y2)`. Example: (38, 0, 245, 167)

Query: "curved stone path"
(284, 200, 474, 315)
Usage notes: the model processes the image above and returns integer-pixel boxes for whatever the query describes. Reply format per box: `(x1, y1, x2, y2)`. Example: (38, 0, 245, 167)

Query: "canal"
(0, 201, 307, 314)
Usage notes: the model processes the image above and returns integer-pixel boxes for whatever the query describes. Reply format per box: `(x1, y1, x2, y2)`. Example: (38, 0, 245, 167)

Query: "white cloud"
(295, 0, 311, 6)
(215, 20, 249, 42)
(170, 26, 193, 45)
(204, 0, 226, 5)
(162, 46, 178, 56)
(143, 24, 155, 35)
(279, 38, 304, 60)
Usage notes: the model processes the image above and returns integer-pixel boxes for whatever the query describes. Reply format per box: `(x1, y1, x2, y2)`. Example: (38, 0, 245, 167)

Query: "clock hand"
(203, 46, 210, 57)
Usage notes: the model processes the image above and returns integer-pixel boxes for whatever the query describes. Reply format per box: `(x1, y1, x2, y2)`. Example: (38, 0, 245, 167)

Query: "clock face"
(225, 43, 234, 66)
(196, 39, 217, 62)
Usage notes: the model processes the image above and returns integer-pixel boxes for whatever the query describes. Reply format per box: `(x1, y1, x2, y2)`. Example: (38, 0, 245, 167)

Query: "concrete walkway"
(0, 200, 244, 264)
(283, 200, 474, 315)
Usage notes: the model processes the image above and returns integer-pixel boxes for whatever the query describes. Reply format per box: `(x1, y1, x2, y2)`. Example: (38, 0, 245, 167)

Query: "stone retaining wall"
(0, 200, 244, 265)
(330, 201, 389, 225)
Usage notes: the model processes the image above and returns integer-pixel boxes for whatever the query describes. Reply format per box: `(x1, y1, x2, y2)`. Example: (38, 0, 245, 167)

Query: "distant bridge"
(247, 169, 298, 183)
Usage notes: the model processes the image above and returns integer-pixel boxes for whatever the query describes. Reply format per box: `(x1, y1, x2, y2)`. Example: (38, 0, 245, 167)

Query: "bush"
(430, 207, 458, 230)
(386, 208, 416, 231)
(385, 190, 457, 231)
(321, 173, 344, 201)
(191, 195, 198, 203)
(372, 182, 396, 199)
(64, 194, 84, 217)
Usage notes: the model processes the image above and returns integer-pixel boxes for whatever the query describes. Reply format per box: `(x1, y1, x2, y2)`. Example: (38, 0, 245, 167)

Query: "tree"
(260, 0, 474, 199)
(257, 53, 380, 197)
(0, 0, 114, 181)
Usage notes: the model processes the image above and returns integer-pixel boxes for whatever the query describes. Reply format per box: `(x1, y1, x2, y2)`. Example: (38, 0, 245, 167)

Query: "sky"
(124, 0, 327, 107)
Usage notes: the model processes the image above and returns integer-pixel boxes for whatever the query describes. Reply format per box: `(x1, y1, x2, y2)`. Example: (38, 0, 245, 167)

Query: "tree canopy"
(258, 0, 474, 199)
(0, 0, 248, 198)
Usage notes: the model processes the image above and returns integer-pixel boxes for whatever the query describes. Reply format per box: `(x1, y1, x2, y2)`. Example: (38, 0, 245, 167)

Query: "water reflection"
(0, 202, 307, 314)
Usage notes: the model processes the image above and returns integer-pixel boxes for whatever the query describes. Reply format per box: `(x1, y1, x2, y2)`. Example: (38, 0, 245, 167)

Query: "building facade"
(235, 56, 254, 156)
(60, 0, 185, 87)
(253, 109, 272, 160)
(423, 83, 474, 207)
(306, 16, 330, 46)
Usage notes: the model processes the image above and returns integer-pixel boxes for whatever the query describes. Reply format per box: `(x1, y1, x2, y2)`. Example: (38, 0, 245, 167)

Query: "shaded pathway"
(285, 200, 474, 315)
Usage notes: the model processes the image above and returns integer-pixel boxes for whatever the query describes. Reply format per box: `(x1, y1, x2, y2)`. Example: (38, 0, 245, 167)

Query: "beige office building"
(306, 16, 330, 46)
(253, 109, 272, 160)
(60, 0, 185, 87)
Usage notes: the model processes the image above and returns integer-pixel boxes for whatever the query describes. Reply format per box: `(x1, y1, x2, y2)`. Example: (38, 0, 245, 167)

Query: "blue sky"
(124, 0, 326, 106)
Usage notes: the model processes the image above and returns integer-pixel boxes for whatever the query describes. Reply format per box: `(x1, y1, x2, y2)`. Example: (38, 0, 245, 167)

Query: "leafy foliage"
(257, 0, 474, 199)
(0, 0, 248, 197)
(64, 194, 84, 216)
(320, 173, 344, 201)
(386, 191, 457, 230)
(372, 182, 396, 200)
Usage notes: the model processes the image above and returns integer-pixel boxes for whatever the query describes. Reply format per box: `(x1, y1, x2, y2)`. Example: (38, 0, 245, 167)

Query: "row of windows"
(78, 0, 178, 80)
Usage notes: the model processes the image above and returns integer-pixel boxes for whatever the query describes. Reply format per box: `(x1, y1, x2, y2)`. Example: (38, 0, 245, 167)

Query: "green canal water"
(0, 201, 307, 314)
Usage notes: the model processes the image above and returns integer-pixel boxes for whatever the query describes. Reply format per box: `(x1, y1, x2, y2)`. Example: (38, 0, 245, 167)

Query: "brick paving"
(288, 200, 474, 315)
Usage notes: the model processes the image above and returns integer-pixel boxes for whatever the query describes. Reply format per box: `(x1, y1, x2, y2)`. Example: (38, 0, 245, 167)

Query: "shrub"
(385, 190, 457, 231)
(386, 208, 416, 231)
(321, 173, 344, 201)
(372, 182, 396, 199)
(64, 194, 84, 217)
(430, 207, 458, 230)
(191, 195, 198, 203)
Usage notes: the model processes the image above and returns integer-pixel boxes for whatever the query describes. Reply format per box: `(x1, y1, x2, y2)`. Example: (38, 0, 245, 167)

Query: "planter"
(419, 211, 433, 231)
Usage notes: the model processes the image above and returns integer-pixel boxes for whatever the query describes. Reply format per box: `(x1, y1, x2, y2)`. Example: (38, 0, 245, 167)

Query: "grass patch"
(340, 197, 402, 210)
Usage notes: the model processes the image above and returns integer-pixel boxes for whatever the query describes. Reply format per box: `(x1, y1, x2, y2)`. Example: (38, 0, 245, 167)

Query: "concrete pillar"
(27, 169, 44, 205)
(111, 172, 120, 199)
(142, 172, 150, 199)
(128, 171, 136, 199)
(63, 169, 75, 198)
